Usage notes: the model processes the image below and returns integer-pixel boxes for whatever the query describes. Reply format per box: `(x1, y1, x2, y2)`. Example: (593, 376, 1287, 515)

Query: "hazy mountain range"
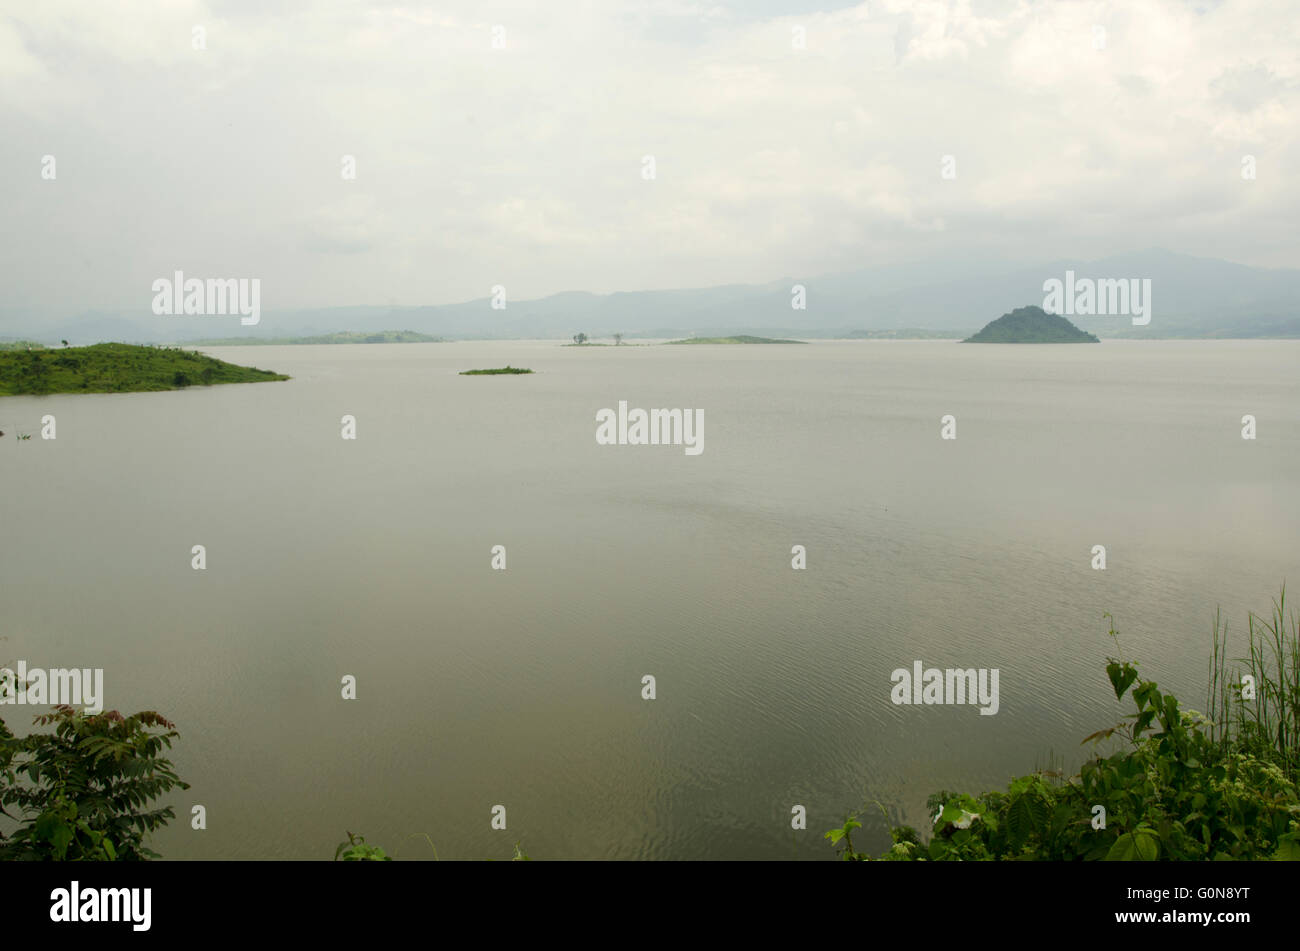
(4, 250, 1298, 345)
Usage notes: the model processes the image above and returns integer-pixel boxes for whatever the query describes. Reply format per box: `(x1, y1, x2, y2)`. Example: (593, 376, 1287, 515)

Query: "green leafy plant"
(334, 831, 392, 861)
(0, 705, 189, 861)
(336, 832, 534, 861)
(1208, 587, 1300, 781)
(824, 815, 865, 860)
(831, 600, 1300, 862)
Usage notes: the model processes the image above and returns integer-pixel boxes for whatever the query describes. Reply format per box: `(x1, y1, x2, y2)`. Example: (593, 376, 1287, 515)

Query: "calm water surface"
(2, 339, 1297, 859)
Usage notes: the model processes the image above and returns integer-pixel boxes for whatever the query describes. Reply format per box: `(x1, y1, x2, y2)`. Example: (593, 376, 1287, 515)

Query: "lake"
(2, 339, 1297, 859)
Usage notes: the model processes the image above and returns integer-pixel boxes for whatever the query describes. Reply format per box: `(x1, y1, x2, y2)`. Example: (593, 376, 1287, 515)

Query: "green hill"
(0, 343, 289, 396)
(963, 306, 1099, 343)
(664, 335, 806, 345)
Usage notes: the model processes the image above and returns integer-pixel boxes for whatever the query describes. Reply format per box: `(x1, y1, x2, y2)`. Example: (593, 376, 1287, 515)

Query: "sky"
(1, 0, 1297, 318)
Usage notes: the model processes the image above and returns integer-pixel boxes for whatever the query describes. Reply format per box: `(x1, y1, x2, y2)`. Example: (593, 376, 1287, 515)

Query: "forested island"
(0, 343, 288, 396)
(963, 306, 1099, 343)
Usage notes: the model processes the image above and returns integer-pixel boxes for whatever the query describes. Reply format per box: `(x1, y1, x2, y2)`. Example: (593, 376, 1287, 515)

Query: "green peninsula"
(459, 366, 533, 375)
(0, 343, 289, 396)
(963, 306, 1099, 343)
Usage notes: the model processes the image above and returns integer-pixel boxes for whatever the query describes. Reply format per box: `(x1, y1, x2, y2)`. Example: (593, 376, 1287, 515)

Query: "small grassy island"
(190, 330, 443, 346)
(963, 306, 1099, 343)
(0, 343, 289, 396)
(664, 334, 806, 345)
(459, 366, 533, 375)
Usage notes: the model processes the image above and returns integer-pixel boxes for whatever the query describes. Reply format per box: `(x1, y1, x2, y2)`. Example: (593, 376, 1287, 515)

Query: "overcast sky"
(2, 0, 1296, 316)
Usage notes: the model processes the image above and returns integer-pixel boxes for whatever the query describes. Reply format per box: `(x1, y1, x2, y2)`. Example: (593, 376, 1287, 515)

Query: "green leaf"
(1270, 835, 1300, 861)
(49, 822, 74, 859)
(1006, 794, 1048, 848)
(33, 812, 61, 842)
(1084, 841, 1111, 861)
(1161, 695, 1180, 728)
(1105, 830, 1160, 861)
(1106, 662, 1139, 701)
(1133, 682, 1159, 709)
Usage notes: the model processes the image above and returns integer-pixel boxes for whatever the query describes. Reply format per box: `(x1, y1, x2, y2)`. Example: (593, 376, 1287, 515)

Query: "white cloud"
(1, 0, 1297, 316)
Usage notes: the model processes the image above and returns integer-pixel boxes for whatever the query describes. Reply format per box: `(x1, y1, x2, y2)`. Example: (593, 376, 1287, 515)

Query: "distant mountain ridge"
(4, 250, 1298, 343)
(964, 306, 1099, 343)
(189, 330, 443, 346)
(665, 335, 806, 345)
